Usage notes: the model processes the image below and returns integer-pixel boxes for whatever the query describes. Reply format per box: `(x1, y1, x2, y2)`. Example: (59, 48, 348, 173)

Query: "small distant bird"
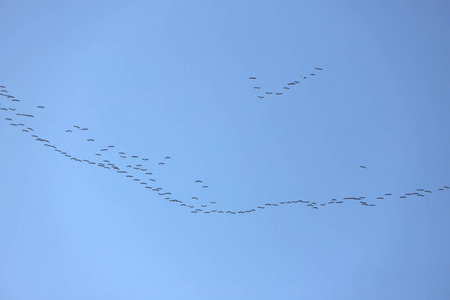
(360, 166, 366, 169)
(275, 93, 282, 95)
(195, 180, 203, 183)
(87, 139, 94, 141)
(164, 156, 171, 159)
(158, 162, 165, 165)
(37, 106, 45, 108)
(315, 67, 323, 70)
(254, 87, 261, 89)
(265, 92, 273, 94)
(257, 96, 264, 99)
(249, 77, 256, 79)
(202, 186, 208, 188)
(73, 125, 80, 129)
(81, 128, 88, 130)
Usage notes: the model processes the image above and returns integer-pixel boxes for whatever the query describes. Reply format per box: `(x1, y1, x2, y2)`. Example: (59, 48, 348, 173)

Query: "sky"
(1, 0, 450, 299)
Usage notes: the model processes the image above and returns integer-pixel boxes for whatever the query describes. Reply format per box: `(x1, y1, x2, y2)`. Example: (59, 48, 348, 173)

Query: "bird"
(315, 67, 323, 70)
(164, 156, 171, 159)
(254, 87, 261, 89)
(81, 128, 88, 130)
(66, 130, 72, 133)
(249, 77, 256, 79)
(257, 96, 264, 99)
(195, 180, 203, 183)
(202, 186, 208, 188)
(158, 162, 165, 165)
(360, 166, 366, 169)
(37, 106, 45, 108)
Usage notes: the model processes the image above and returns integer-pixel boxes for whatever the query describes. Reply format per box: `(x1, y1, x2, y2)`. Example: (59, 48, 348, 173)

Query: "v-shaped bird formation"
(1, 73, 449, 214)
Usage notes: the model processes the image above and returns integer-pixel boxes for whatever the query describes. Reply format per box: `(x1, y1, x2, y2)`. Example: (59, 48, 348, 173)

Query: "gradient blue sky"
(1, 1, 450, 299)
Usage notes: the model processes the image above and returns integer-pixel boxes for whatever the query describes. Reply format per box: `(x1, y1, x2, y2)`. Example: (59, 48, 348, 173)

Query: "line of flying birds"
(249, 67, 323, 99)
(1, 78, 449, 214)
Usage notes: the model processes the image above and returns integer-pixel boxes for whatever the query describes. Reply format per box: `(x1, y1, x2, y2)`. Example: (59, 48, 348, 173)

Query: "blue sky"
(1, 0, 450, 299)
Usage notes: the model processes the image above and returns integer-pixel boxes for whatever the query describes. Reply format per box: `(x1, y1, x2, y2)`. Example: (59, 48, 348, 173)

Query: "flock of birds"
(249, 67, 323, 99)
(1, 71, 449, 214)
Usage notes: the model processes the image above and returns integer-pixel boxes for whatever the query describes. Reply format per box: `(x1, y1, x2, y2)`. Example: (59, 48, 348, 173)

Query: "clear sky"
(1, 0, 450, 299)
